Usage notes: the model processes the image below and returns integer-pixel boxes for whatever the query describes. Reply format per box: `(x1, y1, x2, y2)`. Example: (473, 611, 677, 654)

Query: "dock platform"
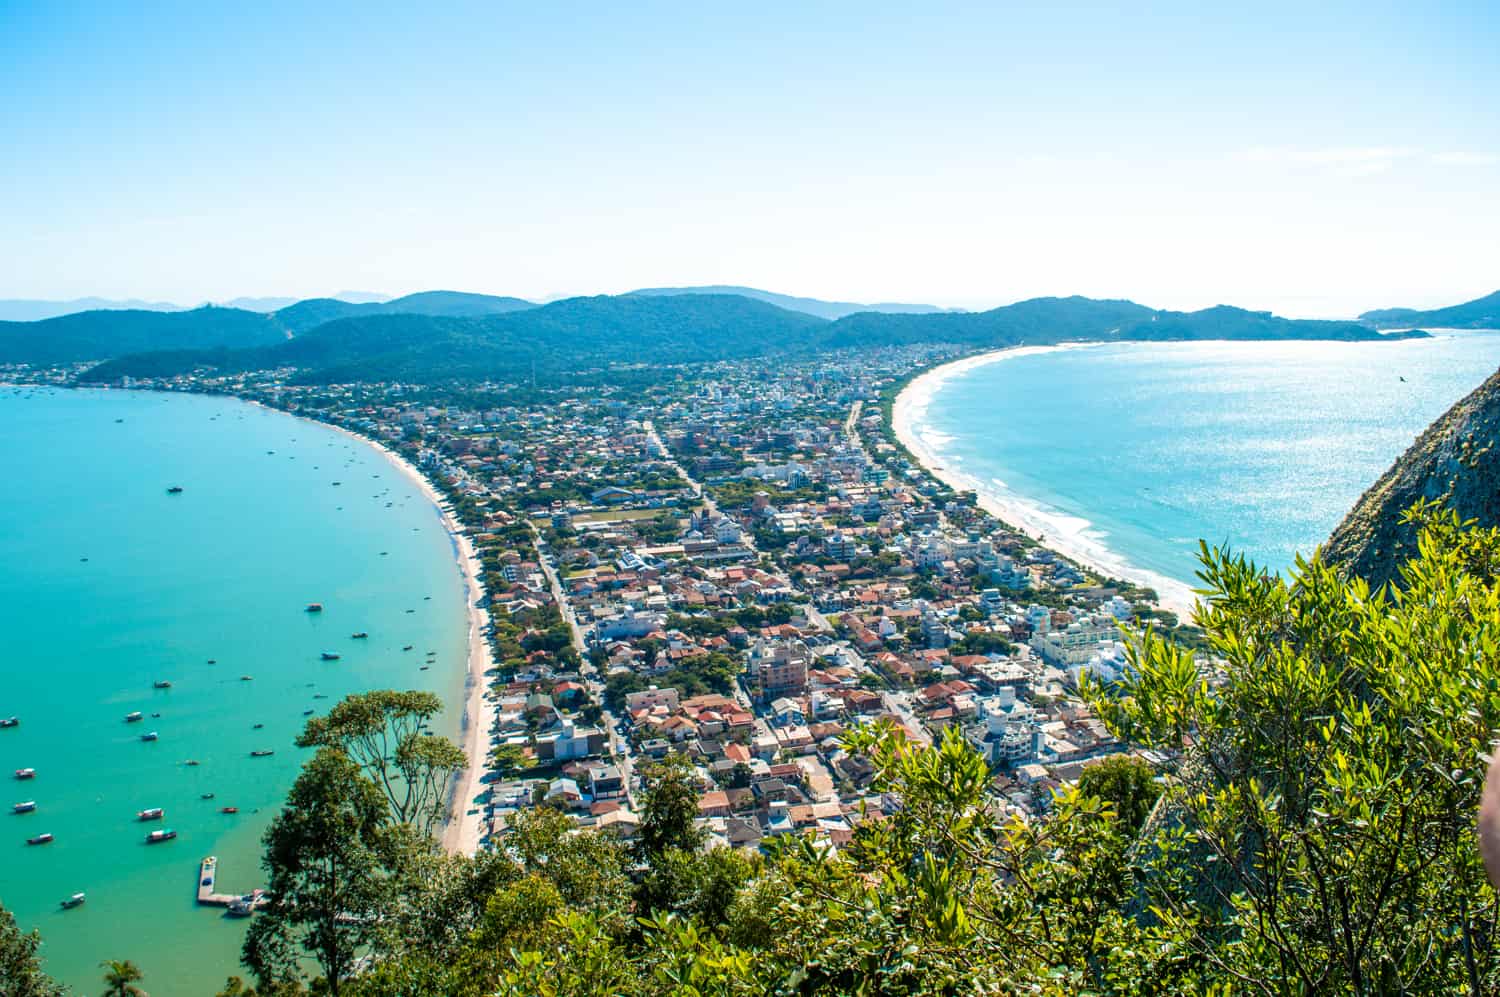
(196, 856, 270, 909)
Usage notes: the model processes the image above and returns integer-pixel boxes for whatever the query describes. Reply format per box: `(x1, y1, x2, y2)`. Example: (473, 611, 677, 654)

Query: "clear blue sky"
(2, 1, 1496, 315)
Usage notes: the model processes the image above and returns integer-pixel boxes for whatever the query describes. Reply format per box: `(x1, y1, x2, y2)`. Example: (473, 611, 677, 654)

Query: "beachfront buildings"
(49, 339, 1190, 856)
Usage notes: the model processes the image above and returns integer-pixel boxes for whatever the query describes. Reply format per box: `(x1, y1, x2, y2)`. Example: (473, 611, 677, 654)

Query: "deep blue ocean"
(909, 331, 1500, 602)
(0, 387, 469, 995)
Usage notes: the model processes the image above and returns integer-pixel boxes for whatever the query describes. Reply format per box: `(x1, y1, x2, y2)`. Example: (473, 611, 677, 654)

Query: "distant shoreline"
(891, 345, 1201, 619)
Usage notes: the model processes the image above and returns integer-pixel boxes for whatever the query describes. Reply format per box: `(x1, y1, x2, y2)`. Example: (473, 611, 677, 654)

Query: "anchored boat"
(145, 828, 177, 844)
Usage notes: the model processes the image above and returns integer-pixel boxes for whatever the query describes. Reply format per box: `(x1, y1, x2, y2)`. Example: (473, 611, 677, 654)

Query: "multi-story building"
(749, 637, 811, 698)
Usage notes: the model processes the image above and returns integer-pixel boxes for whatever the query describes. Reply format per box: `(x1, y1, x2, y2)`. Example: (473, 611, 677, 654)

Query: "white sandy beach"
(314, 422, 497, 856)
(892, 347, 1201, 620)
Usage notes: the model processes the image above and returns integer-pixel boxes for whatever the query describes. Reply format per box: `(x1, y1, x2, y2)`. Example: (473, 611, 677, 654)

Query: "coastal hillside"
(74, 292, 1422, 385)
(0, 305, 287, 364)
(81, 293, 830, 384)
(1360, 288, 1500, 329)
(629, 284, 952, 320)
(1325, 365, 1500, 588)
(1114, 305, 1391, 341)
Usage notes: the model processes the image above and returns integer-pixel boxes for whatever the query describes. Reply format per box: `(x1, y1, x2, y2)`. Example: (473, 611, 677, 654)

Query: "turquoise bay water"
(0, 388, 468, 995)
(914, 331, 1500, 595)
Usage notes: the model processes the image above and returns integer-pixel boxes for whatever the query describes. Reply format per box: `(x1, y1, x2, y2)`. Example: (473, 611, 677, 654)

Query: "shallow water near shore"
(906, 331, 1500, 598)
(0, 387, 467, 994)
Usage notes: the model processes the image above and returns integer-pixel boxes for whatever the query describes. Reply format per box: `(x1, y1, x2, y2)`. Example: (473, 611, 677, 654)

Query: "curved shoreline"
(308, 422, 495, 855)
(892, 346, 1200, 619)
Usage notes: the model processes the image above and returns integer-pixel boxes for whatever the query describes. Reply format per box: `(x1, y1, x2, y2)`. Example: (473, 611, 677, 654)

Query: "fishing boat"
(240, 675, 254, 681)
(252, 723, 264, 729)
(145, 828, 177, 844)
(28, 833, 53, 845)
(153, 680, 172, 689)
(141, 731, 159, 742)
(402, 645, 413, 651)
(350, 632, 368, 639)
(220, 806, 239, 814)
(201, 793, 216, 800)
(14, 800, 37, 813)
(184, 759, 200, 766)
(250, 750, 274, 758)
(320, 652, 341, 661)
(124, 711, 143, 722)
(0, 717, 17, 728)
(15, 768, 35, 780)
(60, 891, 84, 908)
(305, 603, 323, 613)
(166, 486, 183, 494)
(302, 709, 314, 716)
(226, 897, 255, 917)
(137, 807, 164, 821)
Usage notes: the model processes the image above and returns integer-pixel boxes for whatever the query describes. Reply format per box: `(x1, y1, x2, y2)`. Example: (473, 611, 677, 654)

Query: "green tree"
(298, 690, 466, 834)
(1090, 505, 1500, 994)
(1075, 754, 1161, 833)
(635, 753, 706, 863)
(0, 902, 63, 997)
(100, 959, 146, 997)
(250, 749, 391, 996)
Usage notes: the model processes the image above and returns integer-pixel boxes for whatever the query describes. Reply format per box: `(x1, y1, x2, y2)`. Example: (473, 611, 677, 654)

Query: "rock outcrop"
(1325, 367, 1500, 588)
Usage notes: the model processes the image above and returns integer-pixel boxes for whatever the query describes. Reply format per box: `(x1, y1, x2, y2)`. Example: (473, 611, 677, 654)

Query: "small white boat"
(145, 828, 176, 844)
(140, 731, 159, 742)
(124, 711, 144, 723)
(0, 717, 18, 728)
(60, 892, 84, 908)
(137, 807, 164, 821)
(13, 800, 36, 813)
(14, 768, 35, 780)
(29, 833, 54, 845)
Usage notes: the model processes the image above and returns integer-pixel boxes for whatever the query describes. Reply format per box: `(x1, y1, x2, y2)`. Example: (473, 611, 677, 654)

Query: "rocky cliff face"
(1325, 367, 1500, 588)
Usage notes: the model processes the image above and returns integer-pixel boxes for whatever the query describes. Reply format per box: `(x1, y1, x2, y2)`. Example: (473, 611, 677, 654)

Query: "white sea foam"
(893, 346, 1200, 618)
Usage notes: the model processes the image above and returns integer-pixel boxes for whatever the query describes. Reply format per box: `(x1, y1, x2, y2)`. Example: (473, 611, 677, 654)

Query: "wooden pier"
(196, 855, 270, 910)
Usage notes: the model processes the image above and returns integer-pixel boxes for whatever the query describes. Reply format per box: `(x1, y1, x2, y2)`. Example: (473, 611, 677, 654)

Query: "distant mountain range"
(44, 289, 1422, 387)
(0, 285, 947, 324)
(0, 291, 393, 321)
(627, 285, 955, 320)
(1359, 288, 1500, 330)
(0, 297, 191, 322)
